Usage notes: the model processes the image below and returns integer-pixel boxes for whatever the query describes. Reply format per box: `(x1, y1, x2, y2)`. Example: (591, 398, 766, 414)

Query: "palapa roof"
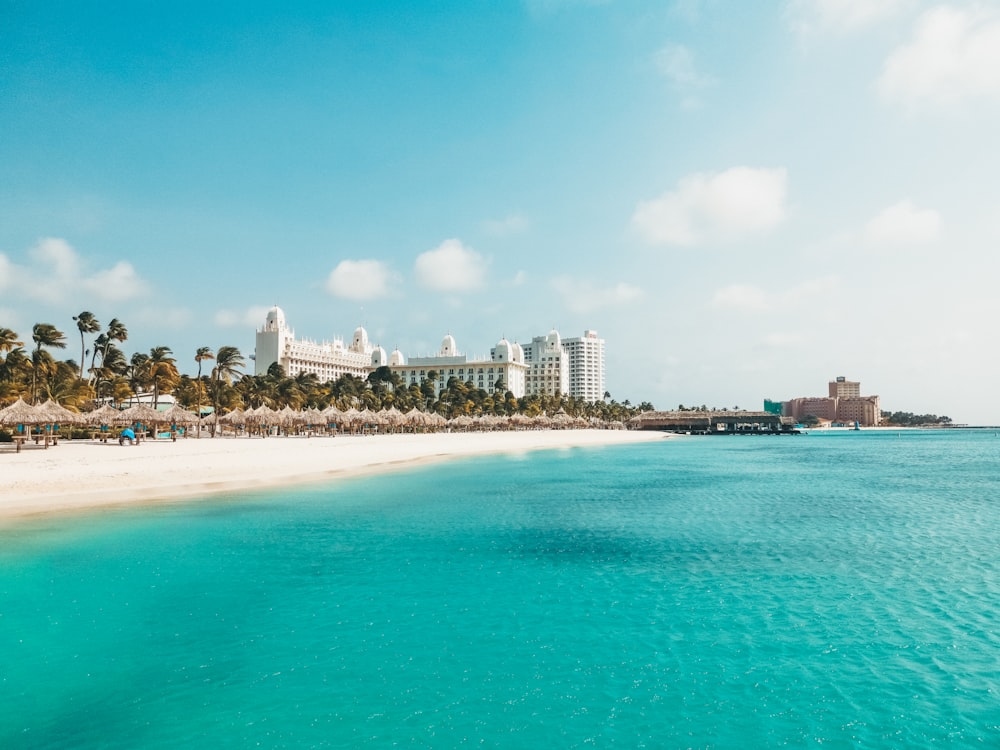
(0, 397, 47, 426)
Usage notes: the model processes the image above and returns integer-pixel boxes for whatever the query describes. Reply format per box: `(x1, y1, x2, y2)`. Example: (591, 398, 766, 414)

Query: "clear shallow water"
(2, 431, 999, 748)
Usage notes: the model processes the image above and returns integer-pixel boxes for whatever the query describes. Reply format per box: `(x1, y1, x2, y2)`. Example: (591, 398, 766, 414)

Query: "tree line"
(0, 314, 653, 423)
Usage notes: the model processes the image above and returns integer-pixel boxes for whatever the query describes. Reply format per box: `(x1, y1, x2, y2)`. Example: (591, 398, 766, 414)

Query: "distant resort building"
(770, 376, 881, 426)
(253, 307, 606, 402)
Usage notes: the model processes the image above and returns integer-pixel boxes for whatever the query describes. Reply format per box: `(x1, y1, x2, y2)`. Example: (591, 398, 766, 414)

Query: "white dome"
(440, 334, 457, 356)
(545, 328, 561, 349)
(511, 342, 524, 364)
(351, 326, 370, 353)
(371, 346, 387, 367)
(264, 306, 286, 331)
(389, 348, 405, 366)
(494, 338, 512, 362)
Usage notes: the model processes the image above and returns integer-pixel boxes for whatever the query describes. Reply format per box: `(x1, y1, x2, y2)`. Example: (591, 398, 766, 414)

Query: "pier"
(629, 410, 799, 435)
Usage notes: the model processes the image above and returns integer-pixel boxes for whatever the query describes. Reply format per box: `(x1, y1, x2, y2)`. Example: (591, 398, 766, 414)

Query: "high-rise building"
(523, 329, 569, 398)
(253, 309, 607, 403)
(829, 376, 861, 399)
(564, 330, 605, 402)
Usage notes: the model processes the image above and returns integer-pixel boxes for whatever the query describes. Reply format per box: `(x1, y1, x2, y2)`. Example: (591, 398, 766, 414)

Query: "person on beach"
(119, 426, 137, 446)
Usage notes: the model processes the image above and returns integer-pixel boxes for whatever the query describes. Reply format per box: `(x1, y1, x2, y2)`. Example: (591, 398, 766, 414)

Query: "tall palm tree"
(72, 311, 101, 380)
(211, 346, 245, 434)
(0, 327, 23, 355)
(194, 347, 215, 431)
(31, 323, 67, 403)
(147, 346, 179, 408)
(94, 318, 128, 379)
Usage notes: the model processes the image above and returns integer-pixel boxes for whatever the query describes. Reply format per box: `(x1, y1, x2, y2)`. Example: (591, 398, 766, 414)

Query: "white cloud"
(4, 237, 150, 305)
(551, 276, 644, 314)
(483, 214, 530, 237)
(632, 167, 788, 246)
(0, 253, 12, 291)
(414, 239, 488, 292)
(864, 200, 942, 246)
(655, 44, 716, 109)
(788, 0, 911, 32)
(712, 284, 769, 311)
(712, 276, 839, 312)
(878, 5, 1000, 108)
(655, 44, 715, 88)
(325, 259, 396, 300)
(214, 305, 272, 328)
(81, 261, 149, 301)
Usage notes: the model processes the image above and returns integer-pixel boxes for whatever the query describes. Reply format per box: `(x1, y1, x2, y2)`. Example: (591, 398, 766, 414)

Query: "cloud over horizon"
(414, 239, 488, 292)
(2, 237, 150, 306)
(325, 259, 396, 301)
(864, 200, 942, 246)
(632, 167, 788, 246)
(551, 276, 644, 314)
(878, 5, 1000, 108)
(788, 0, 911, 33)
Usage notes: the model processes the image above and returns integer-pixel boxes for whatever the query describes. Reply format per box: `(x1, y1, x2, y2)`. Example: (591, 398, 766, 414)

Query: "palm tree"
(0, 327, 23, 355)
(31, 323, 67, 403)
(72, 311, 101, 380)
(194, 347, 214, 425)
(211, 346, 245, 434)
(147, 346, 179, 408)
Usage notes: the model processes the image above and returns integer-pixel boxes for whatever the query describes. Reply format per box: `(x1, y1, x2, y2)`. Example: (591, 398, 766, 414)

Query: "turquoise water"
(2, 431, 999, 748)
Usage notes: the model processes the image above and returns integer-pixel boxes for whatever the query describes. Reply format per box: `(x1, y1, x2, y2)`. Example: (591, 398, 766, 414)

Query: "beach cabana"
(0, 398, 48, 452)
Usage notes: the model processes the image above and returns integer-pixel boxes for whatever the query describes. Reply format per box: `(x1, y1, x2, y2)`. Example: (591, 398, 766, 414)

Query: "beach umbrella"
(0, 397, 46, 427)
(38, 399, 84, 425)
(450, 414, 473, 431)
(160, 404, 200, 424)
(118, 403, 163, 426)
(84, 403, 122, 426)
(403, 408, 428, 430)
(219, 407, 245, 425)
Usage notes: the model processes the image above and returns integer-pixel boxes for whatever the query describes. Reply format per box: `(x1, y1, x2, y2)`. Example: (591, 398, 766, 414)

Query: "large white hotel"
(254, 306, 606, 402)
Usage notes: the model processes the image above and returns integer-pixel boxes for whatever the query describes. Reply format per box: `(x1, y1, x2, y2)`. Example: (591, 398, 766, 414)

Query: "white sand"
(0, 430, 667, 524)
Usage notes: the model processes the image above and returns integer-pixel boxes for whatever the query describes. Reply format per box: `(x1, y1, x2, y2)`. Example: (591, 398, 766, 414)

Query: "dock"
(628, 410, 799, 435)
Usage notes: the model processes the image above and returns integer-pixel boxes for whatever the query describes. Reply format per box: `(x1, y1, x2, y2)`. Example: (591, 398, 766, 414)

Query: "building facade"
(253, 308, 606, 403)
(390, 334, 528, 399)
(776, 375, 881, 426)
(564, 330, 606, 402)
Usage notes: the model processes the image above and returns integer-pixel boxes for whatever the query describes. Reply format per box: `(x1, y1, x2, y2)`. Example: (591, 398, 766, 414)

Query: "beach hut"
(0, 397, 48, 452)
(117, 403, 164, 439)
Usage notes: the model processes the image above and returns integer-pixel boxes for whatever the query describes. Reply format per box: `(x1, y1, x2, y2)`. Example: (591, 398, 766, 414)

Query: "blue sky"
(3, 1, 1000, 422)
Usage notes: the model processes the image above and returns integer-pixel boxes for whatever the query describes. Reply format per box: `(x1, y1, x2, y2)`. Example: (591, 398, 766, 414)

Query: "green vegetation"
(0, 318, 655, 425)
(881, 411, 952, 427)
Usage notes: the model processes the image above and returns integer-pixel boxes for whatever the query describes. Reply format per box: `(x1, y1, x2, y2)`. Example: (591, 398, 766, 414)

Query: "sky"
(3, 0, 1000, 423)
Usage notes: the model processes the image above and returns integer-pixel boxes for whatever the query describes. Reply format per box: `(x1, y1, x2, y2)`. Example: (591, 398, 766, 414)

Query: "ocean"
(1, 430, 998, 748)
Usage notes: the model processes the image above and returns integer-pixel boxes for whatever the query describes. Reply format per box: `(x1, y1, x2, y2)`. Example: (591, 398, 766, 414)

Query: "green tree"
(211, 346, 245, 433)
(147, 346, 179, 408)
(72, 311, 101, 380)
(31, 323, 67, 403)
(194, 347, 215, 419)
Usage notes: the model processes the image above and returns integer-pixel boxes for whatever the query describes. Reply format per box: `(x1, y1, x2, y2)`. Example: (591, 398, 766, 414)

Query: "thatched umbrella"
(382, 406, 405, 433)
(0, 397, 46, 427)
(161, 404, 200, 424)
(510, 413, 532, 430)
(0, 398, 49, 452)
(85, 403, 122, 427)
(403, 408, 427, 431)
(340, 407, 364, 433)
(450, 414, 474, 431)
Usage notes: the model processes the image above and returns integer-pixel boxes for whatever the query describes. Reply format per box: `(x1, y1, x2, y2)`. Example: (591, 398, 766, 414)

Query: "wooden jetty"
(628, 410, 799, 435)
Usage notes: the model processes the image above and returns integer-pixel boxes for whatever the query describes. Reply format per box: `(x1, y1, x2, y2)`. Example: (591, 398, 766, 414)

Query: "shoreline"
(0, 430, 668, 526)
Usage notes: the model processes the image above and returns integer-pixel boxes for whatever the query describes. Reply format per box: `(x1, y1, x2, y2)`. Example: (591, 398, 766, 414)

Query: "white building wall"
(564, 330, 606, 402)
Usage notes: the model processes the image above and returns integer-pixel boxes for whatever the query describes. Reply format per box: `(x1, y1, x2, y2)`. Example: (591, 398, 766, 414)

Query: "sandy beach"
(0, 429, 667, 524)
